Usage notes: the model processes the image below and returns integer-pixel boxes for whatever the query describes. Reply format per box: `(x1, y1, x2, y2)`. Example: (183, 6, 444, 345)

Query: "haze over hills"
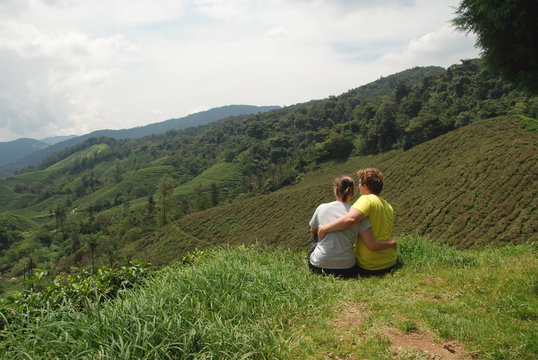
(0, 59, 536, 286)
(0, 105, 280, 177)
(40, 135, 78, 145)
(0, 138, 49, 168)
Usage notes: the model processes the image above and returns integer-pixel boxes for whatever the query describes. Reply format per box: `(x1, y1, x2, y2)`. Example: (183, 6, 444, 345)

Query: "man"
(318, 168, 396, 276)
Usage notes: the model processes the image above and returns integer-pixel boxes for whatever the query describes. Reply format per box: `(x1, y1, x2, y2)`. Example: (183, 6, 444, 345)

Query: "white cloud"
(380, 24, 477, 67)
(0, 0, 479, 142)
(0, 20, 136, 140)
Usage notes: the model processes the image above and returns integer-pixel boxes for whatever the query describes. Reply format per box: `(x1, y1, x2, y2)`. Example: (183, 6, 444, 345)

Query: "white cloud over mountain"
(0, 0, 478, 141)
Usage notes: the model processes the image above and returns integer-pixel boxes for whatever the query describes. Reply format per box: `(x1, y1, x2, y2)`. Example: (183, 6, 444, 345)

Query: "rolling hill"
(121, 116, 537, 266)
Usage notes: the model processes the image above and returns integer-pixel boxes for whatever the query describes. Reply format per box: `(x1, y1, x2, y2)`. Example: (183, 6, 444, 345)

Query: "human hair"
(333, 175, 354, 202)
(357, 168, 384, 195)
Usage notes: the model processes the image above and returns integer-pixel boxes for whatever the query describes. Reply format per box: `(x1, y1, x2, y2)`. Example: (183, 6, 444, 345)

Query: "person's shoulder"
(364, 194, 385, 204)
(354, 194, 374, 205)
(316, 201, 338, 210)
(376, 195, 393, 206)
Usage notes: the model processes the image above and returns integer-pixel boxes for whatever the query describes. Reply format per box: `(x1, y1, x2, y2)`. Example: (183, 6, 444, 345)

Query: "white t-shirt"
(309, 201, 371, 269)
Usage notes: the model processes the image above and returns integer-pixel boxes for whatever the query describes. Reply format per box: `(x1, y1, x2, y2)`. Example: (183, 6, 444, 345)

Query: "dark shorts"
(307, 243, 394, 279)
(308, 261, 361, 278)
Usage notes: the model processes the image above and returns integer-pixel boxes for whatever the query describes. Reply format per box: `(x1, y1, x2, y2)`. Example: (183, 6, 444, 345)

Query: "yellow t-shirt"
(351, 194, 396, 270)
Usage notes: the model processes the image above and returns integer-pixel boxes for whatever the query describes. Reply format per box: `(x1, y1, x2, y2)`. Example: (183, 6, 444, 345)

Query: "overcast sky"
(0, 0, 478, 142)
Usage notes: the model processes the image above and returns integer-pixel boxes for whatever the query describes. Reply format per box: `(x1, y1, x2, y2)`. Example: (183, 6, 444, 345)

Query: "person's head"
(357, 168, 384, 195)
(333, 175, 354, 202)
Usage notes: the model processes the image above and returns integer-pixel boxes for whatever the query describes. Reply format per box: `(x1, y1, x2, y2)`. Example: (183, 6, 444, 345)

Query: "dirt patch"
(332, 302, 369, 332)
(382, 328, 474, 360)
(423, 278, 446, 284)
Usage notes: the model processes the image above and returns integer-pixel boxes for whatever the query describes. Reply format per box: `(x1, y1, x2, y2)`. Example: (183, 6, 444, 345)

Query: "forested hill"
(0, 59, 537, 285)
(0, 105, 279, 177)
(120, 116, 537, 266)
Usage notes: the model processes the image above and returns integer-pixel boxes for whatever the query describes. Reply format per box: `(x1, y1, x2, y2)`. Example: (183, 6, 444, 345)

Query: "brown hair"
(357, 168, 384, 195)
(333, 175, 354, 202)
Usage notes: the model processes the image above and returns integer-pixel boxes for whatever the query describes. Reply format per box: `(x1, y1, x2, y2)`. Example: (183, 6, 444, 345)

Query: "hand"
(317, 225, 327, 241)
(388, 240, 397, 250)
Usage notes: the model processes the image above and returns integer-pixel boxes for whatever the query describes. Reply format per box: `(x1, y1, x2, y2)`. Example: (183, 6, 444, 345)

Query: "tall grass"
(2, 238, 537, 359)
(1, 246, 336, 359)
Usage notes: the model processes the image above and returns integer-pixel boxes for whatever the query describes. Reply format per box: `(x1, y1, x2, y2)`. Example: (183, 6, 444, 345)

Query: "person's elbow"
(342, 214, 358, 228)
(363, 241, 379, 251)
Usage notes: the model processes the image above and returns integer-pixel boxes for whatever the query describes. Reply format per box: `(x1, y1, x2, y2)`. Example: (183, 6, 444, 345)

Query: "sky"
(0, 0, 479, 142)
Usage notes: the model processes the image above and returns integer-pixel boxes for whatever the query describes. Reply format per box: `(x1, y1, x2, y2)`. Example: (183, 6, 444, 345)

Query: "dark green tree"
(55, 204, 67, 231)
(146, 195, 157, 219)
(210, 183, 219, 207)
(452, 0, 538, 94)
(158, 176, 174, 225)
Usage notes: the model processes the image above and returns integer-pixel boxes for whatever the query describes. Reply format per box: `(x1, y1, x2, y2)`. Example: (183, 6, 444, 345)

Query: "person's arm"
(318, 207, 365, 240)
(359, 228, 397, 251)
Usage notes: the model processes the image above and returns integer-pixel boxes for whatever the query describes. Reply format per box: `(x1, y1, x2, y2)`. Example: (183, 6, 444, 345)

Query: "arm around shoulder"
(318, 208, 365, 240)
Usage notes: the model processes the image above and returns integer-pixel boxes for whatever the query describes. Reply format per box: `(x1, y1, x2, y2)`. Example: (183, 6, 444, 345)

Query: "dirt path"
(332, 302, 475, 360)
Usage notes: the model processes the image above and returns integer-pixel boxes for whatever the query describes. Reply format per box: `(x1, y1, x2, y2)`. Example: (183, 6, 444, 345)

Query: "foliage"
(452, 0, 538, 94)
(0, 261, 151, 336)
(0, 246, 336, 359)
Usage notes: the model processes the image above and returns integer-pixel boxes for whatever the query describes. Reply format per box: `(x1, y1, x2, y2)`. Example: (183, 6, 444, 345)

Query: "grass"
(2, 237, 537, 359)
(1, 246, 337, 359)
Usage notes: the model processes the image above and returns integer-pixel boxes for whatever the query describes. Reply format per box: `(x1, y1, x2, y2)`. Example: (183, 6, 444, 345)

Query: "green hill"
(124, 116, 537, 266)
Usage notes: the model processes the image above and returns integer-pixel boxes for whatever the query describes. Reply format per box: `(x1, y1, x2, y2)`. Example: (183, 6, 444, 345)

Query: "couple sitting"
(308, 168, 397, 278)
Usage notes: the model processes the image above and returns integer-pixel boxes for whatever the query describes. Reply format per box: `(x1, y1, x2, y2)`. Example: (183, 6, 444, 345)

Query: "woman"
(308, 175, 395, 278)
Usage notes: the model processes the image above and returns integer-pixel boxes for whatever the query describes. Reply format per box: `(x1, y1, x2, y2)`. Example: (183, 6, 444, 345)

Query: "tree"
(452, 0, 538, 94)
(114, 160, 123, 183)
(86, 235, 98, 273)
(158, 176, 174, 225)
(210, 183, 219, 207)
(146, 195, 157, 219)
(55, 204, 67, 231)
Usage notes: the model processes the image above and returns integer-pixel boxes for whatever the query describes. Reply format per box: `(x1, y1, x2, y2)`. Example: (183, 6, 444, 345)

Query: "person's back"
(310, 201, 369, 269)
(352, 193, 395, 270)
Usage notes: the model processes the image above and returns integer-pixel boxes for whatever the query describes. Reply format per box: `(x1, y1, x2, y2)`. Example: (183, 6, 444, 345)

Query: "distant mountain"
(0, 138, 49, 167)
(40, 135, 78, 145)
(0, 105, 280, 177)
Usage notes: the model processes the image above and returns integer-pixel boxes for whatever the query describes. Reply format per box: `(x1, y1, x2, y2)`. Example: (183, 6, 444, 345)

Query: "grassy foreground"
(1, 237, 537, 359)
